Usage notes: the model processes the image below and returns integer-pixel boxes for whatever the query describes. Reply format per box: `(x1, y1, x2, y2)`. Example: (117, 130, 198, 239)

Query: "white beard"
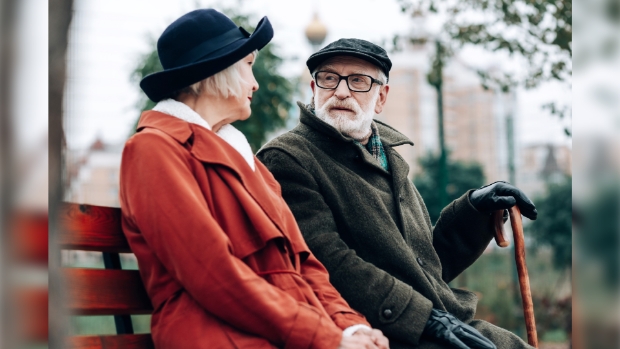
(314, 90, 380, 141)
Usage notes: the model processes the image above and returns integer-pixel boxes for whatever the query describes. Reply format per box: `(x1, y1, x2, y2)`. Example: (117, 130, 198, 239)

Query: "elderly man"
(257, 38, 537, 349)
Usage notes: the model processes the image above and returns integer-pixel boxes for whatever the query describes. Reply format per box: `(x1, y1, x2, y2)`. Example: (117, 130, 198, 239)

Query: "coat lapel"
(191, 126, 288, 233)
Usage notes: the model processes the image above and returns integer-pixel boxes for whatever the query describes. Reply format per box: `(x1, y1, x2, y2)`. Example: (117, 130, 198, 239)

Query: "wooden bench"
(60, 203, 154, 349)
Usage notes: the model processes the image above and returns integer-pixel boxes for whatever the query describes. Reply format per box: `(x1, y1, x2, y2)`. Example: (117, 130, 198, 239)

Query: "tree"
(573, 179, 619, 286)
(395, 0, 572, 135)
(131, 5, 293, 151)
(414, 152, 485, 223)
(527, 176, 572, 270)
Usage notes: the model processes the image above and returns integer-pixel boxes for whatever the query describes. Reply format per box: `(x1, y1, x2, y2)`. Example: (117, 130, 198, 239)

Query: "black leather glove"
(422, 309, 497, 349)
(469, 181, 537, 220)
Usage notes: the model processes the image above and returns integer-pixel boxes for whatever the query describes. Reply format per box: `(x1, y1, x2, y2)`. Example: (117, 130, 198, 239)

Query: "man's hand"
(422, 309, 496, 349)
(470, 181, 537, 220)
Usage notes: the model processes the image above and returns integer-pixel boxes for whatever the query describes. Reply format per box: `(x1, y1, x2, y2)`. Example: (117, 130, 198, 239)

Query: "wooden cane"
(493, 206, 538, 348)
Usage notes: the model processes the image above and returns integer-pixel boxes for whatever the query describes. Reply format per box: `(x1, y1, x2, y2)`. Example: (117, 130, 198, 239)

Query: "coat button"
(383, 309, 393, 318)
(399, 195, 404, 201)
(416, 257, 425, 267)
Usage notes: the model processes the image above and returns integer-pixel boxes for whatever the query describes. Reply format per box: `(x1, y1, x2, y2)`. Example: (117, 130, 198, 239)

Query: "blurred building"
(65, 137, 123, 207)
(375, 39, 437, 178)
(518, 143, 572, 197)
(380, 36, 515, 183)
(63, 138, 130, 268)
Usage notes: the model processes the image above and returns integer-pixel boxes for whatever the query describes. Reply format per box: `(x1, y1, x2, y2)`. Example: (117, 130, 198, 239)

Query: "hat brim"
(306, 49, 387, 77)
(140, 17, 274, 102)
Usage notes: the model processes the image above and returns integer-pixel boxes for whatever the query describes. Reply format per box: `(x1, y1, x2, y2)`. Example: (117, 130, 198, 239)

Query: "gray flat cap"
(306, 38, 392, 79)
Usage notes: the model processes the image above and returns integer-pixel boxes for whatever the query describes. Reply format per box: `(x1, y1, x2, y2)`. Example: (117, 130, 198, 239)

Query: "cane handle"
(493, 210, 509, 247)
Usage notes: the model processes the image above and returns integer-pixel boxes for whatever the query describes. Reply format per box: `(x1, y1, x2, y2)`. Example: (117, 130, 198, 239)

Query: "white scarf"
(153, 99, 255, 171)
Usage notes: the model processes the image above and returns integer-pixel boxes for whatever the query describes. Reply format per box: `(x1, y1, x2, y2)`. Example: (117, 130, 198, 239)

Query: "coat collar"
(150, 99, 255, 170)
(137, 110, 255, 174)
(296, 101, 414, 148)
(153, 98, 212, 130)
(137, 109, 194, 144)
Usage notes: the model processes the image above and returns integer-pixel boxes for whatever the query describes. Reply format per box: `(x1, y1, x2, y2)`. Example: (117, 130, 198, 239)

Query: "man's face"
(311, 56, 389, 140)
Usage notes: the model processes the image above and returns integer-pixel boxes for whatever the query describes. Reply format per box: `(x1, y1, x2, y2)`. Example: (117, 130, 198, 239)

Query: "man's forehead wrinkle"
(318, 60, 376, 76)
(319, 63, 337, 72)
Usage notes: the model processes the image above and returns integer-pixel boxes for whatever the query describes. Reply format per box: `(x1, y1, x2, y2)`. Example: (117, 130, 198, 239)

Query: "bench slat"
(67, 334, 154, 349)
(65, 268, 153, 315)
(60, 203, 130, 253)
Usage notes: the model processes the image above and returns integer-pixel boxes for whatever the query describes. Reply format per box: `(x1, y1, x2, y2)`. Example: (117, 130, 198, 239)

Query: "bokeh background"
(3, 0, 619, 347)
(60, 0, 573, 348)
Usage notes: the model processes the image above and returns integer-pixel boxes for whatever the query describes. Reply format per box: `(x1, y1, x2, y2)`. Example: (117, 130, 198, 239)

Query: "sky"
(63, 0, 571, 150)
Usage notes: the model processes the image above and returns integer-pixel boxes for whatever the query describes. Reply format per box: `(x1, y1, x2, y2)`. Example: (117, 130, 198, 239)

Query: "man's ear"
(374, 84, 390, 114)
(310, 80, 318, 105)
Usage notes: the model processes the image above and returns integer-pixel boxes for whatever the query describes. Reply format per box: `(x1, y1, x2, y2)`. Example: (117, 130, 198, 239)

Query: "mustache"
(322, 97, 362, 113)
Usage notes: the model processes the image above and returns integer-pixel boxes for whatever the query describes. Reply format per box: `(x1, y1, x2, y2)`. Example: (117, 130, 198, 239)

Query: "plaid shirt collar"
(354, 122, 390, 172)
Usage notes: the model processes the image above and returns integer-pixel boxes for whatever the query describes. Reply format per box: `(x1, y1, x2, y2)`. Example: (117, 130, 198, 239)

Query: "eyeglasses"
(313, 71, 384, 92)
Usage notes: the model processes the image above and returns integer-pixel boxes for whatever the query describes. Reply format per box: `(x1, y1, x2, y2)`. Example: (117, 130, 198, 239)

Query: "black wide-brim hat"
(140, 9, 273, 102)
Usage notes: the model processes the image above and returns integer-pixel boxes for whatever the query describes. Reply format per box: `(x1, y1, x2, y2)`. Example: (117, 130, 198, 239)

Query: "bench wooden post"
(102, 252, 135, 335)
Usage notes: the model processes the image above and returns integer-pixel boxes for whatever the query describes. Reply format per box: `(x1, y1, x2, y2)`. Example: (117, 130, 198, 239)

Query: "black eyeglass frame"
(313, 71, 385, 92)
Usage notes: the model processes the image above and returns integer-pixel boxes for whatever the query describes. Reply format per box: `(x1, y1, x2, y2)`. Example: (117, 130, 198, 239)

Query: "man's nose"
(333, 79, 351, 99)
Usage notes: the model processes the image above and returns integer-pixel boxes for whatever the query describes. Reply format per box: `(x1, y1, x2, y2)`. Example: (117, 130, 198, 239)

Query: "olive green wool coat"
(257, 103, 533, 349)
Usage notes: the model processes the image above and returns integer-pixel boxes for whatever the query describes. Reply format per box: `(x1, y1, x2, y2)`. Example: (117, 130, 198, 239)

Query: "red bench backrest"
(60, 203, 154, 349)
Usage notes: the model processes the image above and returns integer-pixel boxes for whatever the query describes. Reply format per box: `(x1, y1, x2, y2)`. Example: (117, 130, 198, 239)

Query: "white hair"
(377, 70, 388, 84)
(176, 50, 258, 98)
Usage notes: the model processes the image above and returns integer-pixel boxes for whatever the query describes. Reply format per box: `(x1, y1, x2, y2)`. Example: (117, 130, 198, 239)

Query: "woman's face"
(233, 53, 259, 121)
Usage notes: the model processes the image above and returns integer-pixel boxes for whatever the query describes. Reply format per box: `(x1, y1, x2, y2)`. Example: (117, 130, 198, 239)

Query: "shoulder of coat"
(374, 120, 414, 147)
(257, 126, 314, 157)
(125, 127, 190, 155)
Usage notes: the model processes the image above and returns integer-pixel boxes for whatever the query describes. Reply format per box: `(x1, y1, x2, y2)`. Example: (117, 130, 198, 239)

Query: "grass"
(450, 247, 571, 343)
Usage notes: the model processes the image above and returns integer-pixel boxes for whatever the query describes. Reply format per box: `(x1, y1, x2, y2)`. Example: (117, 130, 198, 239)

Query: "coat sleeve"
(299, 251, 371, 329)
(120, 132, 343, 349)
(430, 190, 496, 283)
(258, 148, 433, 346)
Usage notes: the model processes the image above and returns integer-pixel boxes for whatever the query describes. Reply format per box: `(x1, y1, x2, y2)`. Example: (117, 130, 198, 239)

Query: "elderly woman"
(119, 9, 389, 349)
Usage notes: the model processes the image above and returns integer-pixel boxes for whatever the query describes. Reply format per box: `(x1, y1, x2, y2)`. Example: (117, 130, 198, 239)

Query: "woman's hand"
(337, 334, 378, 349)
(354, 329, 389, 349)
(338, 329, 389, 349)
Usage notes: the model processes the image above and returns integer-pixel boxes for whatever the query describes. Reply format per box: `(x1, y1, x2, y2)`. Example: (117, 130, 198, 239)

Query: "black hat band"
(170, 27, 251, 68)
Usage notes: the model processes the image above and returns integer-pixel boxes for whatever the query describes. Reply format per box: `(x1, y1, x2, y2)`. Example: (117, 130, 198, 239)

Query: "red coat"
(119, 110, 369, 349)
